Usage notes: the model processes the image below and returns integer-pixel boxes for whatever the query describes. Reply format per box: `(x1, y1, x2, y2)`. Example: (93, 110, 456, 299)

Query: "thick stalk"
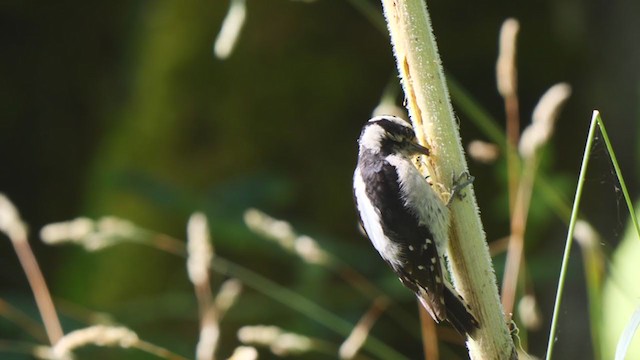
(380, 0, 516, 358)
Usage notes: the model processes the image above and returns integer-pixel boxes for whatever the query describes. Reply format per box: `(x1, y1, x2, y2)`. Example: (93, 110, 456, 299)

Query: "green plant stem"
(595, 116, 640, 240)
(545, 113, 596, 359)
(380, 0, 515, 358)
(545, 111, 640, 359)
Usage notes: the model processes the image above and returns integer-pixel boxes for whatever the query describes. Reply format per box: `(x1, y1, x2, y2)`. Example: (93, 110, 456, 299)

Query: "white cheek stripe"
(358, 124, 385, 153)
(353, 170, 402, 265)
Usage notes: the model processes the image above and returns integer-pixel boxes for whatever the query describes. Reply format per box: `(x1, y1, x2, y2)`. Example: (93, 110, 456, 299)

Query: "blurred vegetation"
(1, 0, 640, 359)
(603, 211, 640, 359)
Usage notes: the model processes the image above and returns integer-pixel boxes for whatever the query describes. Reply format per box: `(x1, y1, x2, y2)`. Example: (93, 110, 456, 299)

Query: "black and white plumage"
(353, 115, 478, 337)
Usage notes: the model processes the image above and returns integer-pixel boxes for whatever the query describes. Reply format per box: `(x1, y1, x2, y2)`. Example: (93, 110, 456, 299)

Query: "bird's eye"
(405, 129, 415, 139)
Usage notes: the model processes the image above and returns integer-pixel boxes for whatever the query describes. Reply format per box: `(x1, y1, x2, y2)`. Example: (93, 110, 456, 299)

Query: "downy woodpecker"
(353, 115, 478, 336)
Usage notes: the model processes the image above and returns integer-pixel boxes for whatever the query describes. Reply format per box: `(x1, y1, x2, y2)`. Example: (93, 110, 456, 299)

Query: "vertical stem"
(497, 18, 522, 214)
(380, 0, 516, 358)
(0, 194, 63, 344)
(545, 111, 599, 359)
(419, 306, 439, 359)
(502, 156, 539, 316)
(506, 97, 521, 213)
(13, 238, 64, 345)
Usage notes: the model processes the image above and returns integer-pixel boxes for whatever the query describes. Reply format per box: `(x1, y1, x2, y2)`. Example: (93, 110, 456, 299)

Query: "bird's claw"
(446, 171, 474, 207)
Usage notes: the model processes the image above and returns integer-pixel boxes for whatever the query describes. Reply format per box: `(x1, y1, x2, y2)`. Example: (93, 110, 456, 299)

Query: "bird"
(353, 115, 479, 337)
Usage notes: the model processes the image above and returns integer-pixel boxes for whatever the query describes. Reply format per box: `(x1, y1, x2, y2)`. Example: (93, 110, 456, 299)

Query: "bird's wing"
(362, 158, 447, 320)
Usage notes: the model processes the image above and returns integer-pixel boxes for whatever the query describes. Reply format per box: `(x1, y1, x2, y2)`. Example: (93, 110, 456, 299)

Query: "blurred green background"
(1, 0, 639, 359)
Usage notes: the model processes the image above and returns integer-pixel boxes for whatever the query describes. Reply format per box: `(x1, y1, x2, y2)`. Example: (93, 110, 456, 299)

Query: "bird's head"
(358, 115, 430, 157)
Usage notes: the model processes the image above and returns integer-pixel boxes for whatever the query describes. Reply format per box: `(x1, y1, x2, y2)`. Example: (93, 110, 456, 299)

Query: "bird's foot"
(446, 171, 474, 207)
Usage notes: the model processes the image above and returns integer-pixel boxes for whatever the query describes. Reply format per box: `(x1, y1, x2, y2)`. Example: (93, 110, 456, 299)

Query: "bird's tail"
(443, 285, 479, 338)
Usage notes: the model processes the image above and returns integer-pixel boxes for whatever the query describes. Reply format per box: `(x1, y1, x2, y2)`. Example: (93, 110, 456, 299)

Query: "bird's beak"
(409, 141, 430, 155)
